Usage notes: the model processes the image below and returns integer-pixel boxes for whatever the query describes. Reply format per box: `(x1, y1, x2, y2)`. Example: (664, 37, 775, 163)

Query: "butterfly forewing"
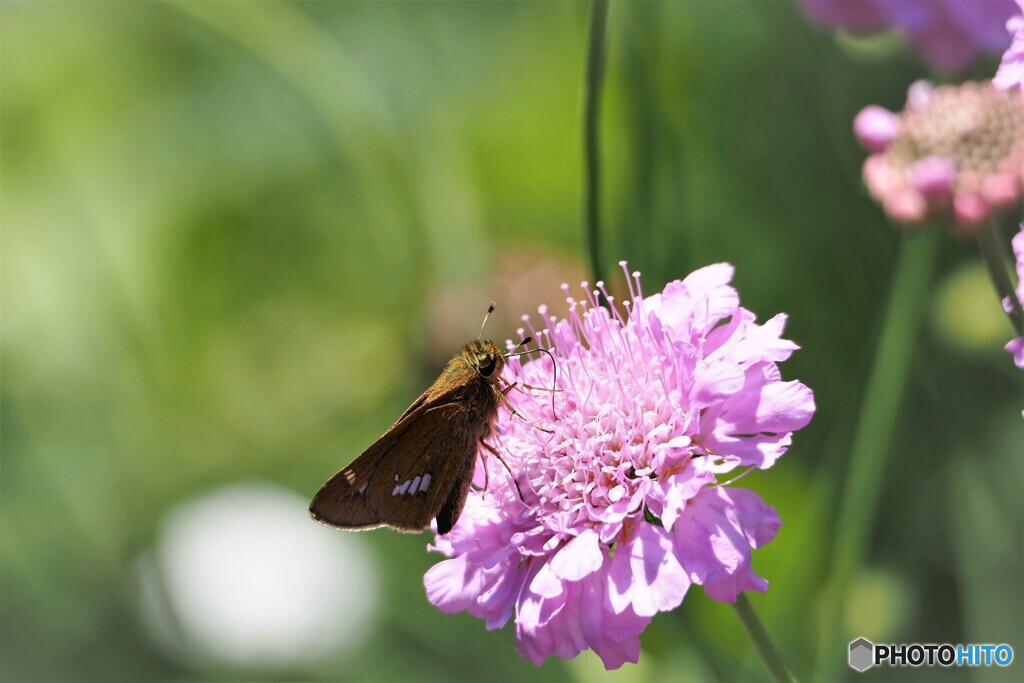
(365, 401, 479, 531)
(310, 348, 500, 533)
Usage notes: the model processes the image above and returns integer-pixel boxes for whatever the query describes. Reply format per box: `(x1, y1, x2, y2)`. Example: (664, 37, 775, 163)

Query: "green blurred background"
(2, 1, 1022, 681)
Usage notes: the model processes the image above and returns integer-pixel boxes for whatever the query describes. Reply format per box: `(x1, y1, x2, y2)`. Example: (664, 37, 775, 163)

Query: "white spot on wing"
(392, 474, 432, 496)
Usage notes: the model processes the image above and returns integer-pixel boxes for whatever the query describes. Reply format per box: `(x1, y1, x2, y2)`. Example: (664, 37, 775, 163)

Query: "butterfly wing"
(365, 400, 480, 532)
(309, 385, 488, 533)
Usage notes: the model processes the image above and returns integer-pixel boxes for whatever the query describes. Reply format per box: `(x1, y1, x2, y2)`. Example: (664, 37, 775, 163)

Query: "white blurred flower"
(137, 481, 379, 671)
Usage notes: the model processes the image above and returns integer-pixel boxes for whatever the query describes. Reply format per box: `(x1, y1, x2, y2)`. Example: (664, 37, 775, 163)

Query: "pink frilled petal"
(801, 2, 1015, 72)
(953, 191, 990, 229)
(425, 554, 487, 614)
(606, 523, 690, 617)
(707, 432, 794, 470)
(854, 105, 900, 152)
(1006, 336, 1024, 367)
(517, 571, 648, 670)
(550, 529, 604, 581)
(691, 360, 746, 404)
(1014, 223, 1024, 288)
(1009, 223, 1024, 370)
(911, 12, 979, 72)
(744, 313, 800, 362)
(646, 467, 714, 532)
(652, 264, 739, 339)
(578, 580, 645, 670)
(702, 566, 770, 603)
(981, 171, 1022, 207)
(884, 186, 928, 224)
(947, 0, 1020, 51)
(716, 372, 816, 437)
(909, 155, 957, 198)
(707, 312, 800, 368)
(673, 487, 781, 603)
(994, 11, 1024, 91)
(907, 79, 936, 111)
(426, 551, 523, 629)
(863, 154, 903, 200)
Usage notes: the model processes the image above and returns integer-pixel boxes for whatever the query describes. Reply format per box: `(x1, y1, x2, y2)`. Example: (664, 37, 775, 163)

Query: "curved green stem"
(816, 229, 940, 680)
(977, 221, 1024, 337)
(733, 593, 797, 683)
(583, 0, 610, 285)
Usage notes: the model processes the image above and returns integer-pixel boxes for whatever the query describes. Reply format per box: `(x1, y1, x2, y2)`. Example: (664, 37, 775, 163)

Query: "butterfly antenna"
(540, 346, 558, 419)
(503, 340, 560, 420)
(478, 302, 496, 340)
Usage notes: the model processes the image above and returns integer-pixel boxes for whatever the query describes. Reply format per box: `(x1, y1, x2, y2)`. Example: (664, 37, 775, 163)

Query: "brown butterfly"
(309, 304, 529, 535)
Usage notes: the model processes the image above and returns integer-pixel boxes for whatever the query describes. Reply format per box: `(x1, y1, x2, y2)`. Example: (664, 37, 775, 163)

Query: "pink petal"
(692, 360, 746, 404)
(702, 568, 770, 602)
(425, 555, 484, 613)
(550, 528, 604, 581)
(994, 11, 1024, 90)
(854, 105, 900, 152)
(627, 524, 691, 617)
(980, 171, 1021, 207)
(954, 191, 990, 227)
(718, 376, 816, 435)
(909, 155, 956, 198)
(863, 154, 903, 199)
(1006, 336, 1024, 368)
(884, 186, 928, 224)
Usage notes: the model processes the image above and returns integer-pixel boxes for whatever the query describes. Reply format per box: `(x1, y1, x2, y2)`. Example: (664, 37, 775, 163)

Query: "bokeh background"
(3, 1, 1022, 681)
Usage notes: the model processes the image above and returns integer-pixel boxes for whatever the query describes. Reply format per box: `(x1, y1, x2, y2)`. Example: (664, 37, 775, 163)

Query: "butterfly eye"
(478, 355, 497, 376)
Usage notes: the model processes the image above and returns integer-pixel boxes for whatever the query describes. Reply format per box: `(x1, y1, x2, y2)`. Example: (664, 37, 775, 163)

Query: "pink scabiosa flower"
(857, 81, 1024, 234)
(994, 2, 1024, 90)
(424, 263, 815, 669)
(1005, 224, 1024, 367)
(799, 0, 1018, 72)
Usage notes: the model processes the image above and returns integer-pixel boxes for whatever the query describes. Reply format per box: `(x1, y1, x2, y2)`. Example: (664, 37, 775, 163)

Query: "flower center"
(887, 82, 1024, 178)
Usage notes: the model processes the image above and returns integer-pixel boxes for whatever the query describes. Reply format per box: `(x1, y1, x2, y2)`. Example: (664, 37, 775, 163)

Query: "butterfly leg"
(480, 438, 525, 503)
(496, 383, 529, 421)
(495, 385, 554, 435)
(499, 378, 560, 423)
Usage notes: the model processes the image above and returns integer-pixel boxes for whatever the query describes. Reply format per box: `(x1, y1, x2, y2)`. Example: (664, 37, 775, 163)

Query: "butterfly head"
(463, 339, 505, 381)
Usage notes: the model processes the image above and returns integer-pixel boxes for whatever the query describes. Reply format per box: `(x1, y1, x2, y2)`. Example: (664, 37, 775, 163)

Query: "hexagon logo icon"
(849, 637, 875, 672)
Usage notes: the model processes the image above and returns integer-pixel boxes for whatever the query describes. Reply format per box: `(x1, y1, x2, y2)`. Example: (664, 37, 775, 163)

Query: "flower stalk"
(817, 228, 939, 679)
(978, 221, 1024, 337)
(733, 593, 796, 683)
(583, 0, 610, 285)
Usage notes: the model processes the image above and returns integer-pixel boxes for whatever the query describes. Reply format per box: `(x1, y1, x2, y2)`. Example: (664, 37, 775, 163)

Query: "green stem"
(817, 229, 940, 680)
(583, 0, 610, 285)
(733, 593, 796, 683)
(977, 221, 1024, 337)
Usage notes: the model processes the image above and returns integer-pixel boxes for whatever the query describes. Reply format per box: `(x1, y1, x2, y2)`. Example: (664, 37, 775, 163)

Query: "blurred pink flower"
(424, 264, 815, 669)
(856, 81, 1024, 233)
(799, 0, 1017, 71)
(994, 2, 1024, 90)
(1005, 224, 1024, 367)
